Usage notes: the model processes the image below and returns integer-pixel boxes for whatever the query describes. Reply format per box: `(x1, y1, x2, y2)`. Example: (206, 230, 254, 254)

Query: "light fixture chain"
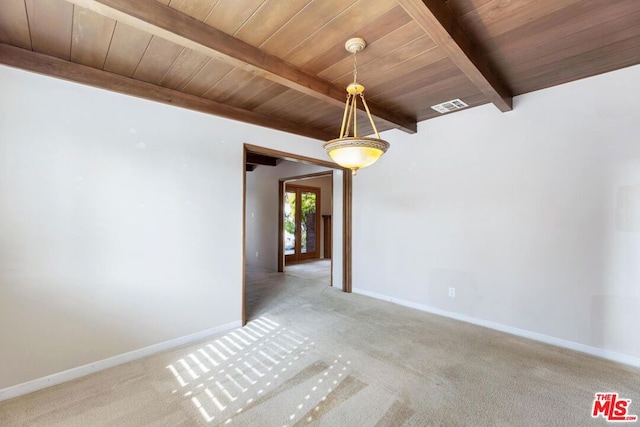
(352, 51, 358, 84)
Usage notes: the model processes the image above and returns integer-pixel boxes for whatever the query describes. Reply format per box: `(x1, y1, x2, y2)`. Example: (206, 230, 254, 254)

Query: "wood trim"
(246, 153, 278, 166)
(397, 0, 513, 112)
(278, 171, 334, 182)
(277, 179, 284, 273)
(0, 43, 335, 141)
(343, 171, 353, 293)
(242, 147, 247, 326)
(322, 215, 332, 259)
(66, 0, 417, 134)
(245, 144, 338, 170)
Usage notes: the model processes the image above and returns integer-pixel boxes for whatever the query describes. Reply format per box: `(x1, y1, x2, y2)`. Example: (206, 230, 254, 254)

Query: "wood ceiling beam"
(0, 43, 335, 141)
(397, 0, 513, 112)
(246, 153, 279, 167)
(65, 0, 417, 134)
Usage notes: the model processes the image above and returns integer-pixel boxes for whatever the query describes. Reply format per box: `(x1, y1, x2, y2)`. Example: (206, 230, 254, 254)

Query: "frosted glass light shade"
(323, 137, 390, 175)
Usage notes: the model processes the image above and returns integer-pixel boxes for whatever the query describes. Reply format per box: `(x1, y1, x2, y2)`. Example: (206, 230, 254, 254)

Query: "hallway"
(245, 259, 331, 321)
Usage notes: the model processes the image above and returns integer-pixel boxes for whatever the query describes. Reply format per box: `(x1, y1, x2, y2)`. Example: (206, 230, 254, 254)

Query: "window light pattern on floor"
(166, 316, 354, 425)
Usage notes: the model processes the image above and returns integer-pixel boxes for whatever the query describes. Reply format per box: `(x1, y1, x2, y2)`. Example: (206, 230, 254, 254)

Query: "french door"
(284, 185, 320, 264)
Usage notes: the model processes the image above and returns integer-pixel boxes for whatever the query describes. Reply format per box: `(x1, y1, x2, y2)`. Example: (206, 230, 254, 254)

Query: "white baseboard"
(0, 320, 242, 402)
(352, 288, 640, 368)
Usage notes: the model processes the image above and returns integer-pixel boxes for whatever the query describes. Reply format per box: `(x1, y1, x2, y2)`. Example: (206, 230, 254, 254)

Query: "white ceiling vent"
(431, 98, 469, 114)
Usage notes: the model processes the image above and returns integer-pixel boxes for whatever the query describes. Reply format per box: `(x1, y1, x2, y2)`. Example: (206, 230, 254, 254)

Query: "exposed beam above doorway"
(246, 153, 279, 167)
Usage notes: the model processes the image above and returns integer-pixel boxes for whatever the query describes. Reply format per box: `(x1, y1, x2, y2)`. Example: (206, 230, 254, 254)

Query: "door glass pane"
(300, 191, 317, 254)
(284, 191, 296, 256)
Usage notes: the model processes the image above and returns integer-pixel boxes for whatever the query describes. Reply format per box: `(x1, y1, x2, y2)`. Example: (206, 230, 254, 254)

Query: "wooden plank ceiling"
(1, 0, 639, 141)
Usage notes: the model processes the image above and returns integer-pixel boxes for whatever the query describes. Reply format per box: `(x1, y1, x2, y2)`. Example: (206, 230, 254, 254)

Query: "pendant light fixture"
(323, 37, 390, 175)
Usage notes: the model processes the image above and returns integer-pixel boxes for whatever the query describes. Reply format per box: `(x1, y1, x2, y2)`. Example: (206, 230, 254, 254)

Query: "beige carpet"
(1, 261, 638, 426)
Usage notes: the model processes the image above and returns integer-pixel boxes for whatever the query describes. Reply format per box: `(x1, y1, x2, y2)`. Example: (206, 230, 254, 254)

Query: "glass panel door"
(284, 190, 296, 256)
(300, 191, 317, 255)
(284, 185, 320, 264)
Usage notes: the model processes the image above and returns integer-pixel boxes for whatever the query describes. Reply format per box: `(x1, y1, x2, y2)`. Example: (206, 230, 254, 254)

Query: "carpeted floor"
(1, 261, 638, 426)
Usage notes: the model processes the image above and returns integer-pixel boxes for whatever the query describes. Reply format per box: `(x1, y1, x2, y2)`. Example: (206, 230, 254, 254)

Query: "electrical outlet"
(448, 287, 456, 298)
(255, 251, 259, 258)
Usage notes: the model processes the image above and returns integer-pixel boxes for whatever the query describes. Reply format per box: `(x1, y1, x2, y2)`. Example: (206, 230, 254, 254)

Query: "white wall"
(245, 162, 335, 272)
(0, 65, 331, 391)
(353, 64, 640, 364)
(3, 59, 638, 394)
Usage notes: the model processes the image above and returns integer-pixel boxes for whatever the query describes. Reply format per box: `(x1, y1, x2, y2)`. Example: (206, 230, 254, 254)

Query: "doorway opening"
(280, 172, 333, 286)
(242, 144, 352, 325)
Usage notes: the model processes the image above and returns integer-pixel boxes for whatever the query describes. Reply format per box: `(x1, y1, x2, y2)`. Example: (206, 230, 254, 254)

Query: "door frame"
(242, 144, 353, 325)
(283, 183, 322, 264)
(279, 171, 332, 270)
